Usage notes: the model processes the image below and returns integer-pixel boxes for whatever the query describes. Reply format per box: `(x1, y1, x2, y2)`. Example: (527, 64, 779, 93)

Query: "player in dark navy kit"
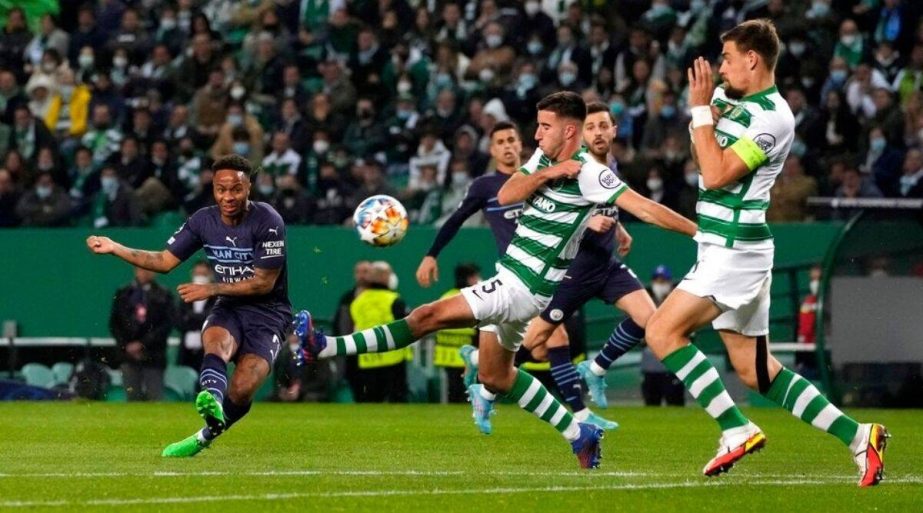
(415, 121, 618, 433)
(522, 102, 695, 419)
(87, 154, 291, 457)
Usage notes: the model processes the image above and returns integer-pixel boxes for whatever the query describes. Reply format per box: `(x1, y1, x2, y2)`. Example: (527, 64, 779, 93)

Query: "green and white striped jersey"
(696, 85, 794, 249)
(498, 148, 628, 297)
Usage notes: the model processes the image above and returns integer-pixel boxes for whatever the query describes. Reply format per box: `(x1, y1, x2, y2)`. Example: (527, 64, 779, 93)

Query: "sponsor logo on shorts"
(549, 309, 564, 321)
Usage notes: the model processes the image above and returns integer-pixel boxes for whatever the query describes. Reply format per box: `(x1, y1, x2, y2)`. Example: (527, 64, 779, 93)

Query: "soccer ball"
(353, 195, 409, 247)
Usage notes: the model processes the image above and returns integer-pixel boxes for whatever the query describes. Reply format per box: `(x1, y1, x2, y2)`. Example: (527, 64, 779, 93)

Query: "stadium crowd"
(0, 0, 921, 230)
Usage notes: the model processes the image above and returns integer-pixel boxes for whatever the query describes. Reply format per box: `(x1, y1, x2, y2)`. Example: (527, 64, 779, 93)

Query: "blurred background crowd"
(0, 0, 922, 231)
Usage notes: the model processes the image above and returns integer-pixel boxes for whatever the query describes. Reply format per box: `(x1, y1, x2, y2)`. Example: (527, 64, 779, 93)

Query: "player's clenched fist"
(86, 235, 116, 254)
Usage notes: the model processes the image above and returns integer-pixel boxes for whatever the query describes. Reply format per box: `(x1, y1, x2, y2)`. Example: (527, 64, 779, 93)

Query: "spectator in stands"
(174, 34, 221, 103)
(817, 89, 860, 158)
(177, 260, 214, 369)
(354, 158, 398, 206)
(91, 165, 143, 228)
(864, 126, 905, 196)
(69, 6, 106, 65)
(893, 43, 923, 106)
(870, 87, 905, 145)
(834, 165, 884, 220)
(898, 148, 923, 198)
(111, 135, 151, 189)
(314, 161, 354, 225)
(109, 266, 175, 401)
(15, 170, 70, 226)
(641, 265, 685, 406)
(26, 14, 70, 71)
(81, 104, 122, 165)
(319, 58, 358, 117)
(262, 131, 302, 186)
(305, 92, 346, 142)
(11, 104, 57, 163)
(0, 8, 31, 82)
(276, 97, 310, 154)
(50, 68, 91, 140)
(544, 23, 590, 88)
(677, 159, 698, 221)
(465, 21, 515, 92)
(191, 67, 229, 141)
(0, 69, 26, 125)
(210, 102, 264, 163)
(343, 97, 387, 159)
(272, 174, 315, 225)
(0, 167, 20, 226)
(409, 127, 451, 189)
(768, 155, 819, 222)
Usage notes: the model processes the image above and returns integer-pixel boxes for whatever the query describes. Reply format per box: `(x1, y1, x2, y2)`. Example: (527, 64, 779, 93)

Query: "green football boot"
(161, 434, 208, 457)
(195, 390, 226, 434)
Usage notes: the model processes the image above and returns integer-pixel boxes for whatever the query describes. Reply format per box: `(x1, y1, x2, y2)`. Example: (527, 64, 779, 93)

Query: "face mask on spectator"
(36, 185, 52, 199)
(397, 81, 412, 94)
(452, 172, 468, 186)
(113, 56, 128, 69)
(870, 137, 886, 153)
(41, 61, 56, 73)
(161, 18, 176, 31)
(840, 34, 858, 47)
(192, 275, 210, 285)
(479, 68, 495, 82)
(527, 40, 544, 55)
(661, 105, 676, 118)
(518, 73, 537, 90)
(233, 142, 250, 155)
(829, 69, 847, 82)
(435, 73, 453, 88)
(227, 114, 243, 127)
(396, 108, 412, 120)
(60, 85, 74, 99)
(689, 0, 706, 11)
(559, 71, 576, 86)
(313, 140, 329, 154)
(646, 177, 663, 192)
(810, 1, 830, 17)
(610, 101, 624, 116)
(257, 183, 274, 196)
(101, 176, 118, 194)
(789, 42, 806, 57)
(790, 138, 807, 157)
(78, 54, 94, 68)
(230, 85, 246, 100)
(801, 77, 815, 89)
(685, 172, 698, 187)
(485, 35, 503, 49)
(652, 282, 672, 300)
(525, 1, 541, 16)
(38, 160, 54, 172)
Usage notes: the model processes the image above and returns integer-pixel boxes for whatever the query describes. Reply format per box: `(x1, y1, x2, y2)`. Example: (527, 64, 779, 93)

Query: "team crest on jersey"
(598, 169, 619, 189)
(753, 133, 776, 152)
(549, 309, 564, 321)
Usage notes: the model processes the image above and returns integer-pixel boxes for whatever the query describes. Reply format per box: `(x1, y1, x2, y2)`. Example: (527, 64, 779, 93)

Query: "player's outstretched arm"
(86, 235, 181, 273)
(497, 161, 581, 205)
(417, 184, 487, 287)
(177, 267, 281, 303)
(688, 57, 752, 189)
(614, 189, 697, 237)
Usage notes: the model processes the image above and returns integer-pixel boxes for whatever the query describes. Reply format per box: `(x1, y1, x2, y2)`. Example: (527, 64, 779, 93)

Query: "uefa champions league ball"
(353, 195, 409, 247)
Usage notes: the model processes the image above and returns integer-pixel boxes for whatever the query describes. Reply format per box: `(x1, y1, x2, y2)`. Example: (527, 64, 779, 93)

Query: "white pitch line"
(1, 478, 922, 509)
(0, 469, 650, 479)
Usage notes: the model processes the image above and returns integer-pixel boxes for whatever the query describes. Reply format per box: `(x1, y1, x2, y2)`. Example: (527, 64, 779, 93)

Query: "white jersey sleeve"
(576, 158, 628, 205)
(519, 148, 544, 175)
(730, 107, 795, 172)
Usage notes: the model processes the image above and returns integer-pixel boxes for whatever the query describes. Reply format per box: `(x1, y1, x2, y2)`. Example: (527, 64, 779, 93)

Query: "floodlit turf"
(0, 402, 919, 512)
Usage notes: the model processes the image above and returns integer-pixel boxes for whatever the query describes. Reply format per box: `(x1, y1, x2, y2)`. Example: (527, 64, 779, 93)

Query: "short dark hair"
(489, 120, 518, 138)
(721, 19, 781, 71)
(211, 154, 254, 178)
(585, 101, 615, 123)
(454, 262, 481, 289)
(536, 91, 586, 122)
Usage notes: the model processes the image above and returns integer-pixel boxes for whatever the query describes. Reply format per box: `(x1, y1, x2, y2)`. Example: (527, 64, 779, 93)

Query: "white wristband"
(690, 106, 714, 128)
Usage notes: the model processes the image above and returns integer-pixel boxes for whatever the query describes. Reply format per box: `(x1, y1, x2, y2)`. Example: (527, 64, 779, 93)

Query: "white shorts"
(676, 243, 773, 337)
(460, 267, 550, 352)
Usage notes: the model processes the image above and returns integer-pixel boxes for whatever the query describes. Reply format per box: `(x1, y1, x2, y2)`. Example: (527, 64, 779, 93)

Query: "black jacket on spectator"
(97, 180, 143, 227)
(177, 296, 215, 369)
(15, 187, 70, 226)
(0, 90, 26, 126)
(109, 280, 175, 368)
(0, 28, 31, 82)
(0, 187, 20, 226)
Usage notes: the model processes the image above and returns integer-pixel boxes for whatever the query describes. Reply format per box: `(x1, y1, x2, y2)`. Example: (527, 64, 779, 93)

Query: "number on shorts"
(481, 279, 503, 294)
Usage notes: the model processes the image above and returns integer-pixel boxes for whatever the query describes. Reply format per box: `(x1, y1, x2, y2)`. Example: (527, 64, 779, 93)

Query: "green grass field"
(0, 402, 918, 512)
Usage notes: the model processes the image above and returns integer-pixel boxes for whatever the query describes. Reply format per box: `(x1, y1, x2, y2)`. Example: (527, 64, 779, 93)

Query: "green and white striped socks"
(662, 345, 749, 431)
(506, 369, 581, 440)
(317, 319, 415, 358)
(764, 367, 860, 447)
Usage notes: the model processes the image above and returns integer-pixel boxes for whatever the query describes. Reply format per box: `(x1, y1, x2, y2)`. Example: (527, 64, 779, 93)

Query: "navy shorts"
(540, 253, 644, 325)
(203, 303, 292, 365)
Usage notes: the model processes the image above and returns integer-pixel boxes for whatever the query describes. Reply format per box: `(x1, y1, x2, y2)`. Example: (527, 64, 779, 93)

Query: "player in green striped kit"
(295, 92, 693, 469)
(643, 19, 888, 486)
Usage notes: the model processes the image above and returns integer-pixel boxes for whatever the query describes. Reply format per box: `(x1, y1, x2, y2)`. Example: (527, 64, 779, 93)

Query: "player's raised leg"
(646, 289, 763, 476)
(524, 320, 617, 430)
(579, 289, 654, 408)
(722, 332, 889, 486)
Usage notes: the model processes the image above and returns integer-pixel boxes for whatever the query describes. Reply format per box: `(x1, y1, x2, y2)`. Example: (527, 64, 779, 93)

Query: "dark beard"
(724, 83, 744, 99)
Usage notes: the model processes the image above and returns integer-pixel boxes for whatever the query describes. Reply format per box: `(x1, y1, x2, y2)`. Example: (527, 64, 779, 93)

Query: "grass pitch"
(0, 402, 918, 512)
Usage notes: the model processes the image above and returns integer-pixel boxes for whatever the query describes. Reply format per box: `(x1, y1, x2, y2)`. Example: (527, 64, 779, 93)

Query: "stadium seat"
(164, 366, 199, 401)
(51, 362, 74, 386)
(21, 363, 55, 388)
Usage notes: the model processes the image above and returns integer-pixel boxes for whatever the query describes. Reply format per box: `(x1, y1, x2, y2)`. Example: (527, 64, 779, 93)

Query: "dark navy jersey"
(166, 201, 291, 313)
(580, 203, 619, 255)
(426, 171, 522, 257)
